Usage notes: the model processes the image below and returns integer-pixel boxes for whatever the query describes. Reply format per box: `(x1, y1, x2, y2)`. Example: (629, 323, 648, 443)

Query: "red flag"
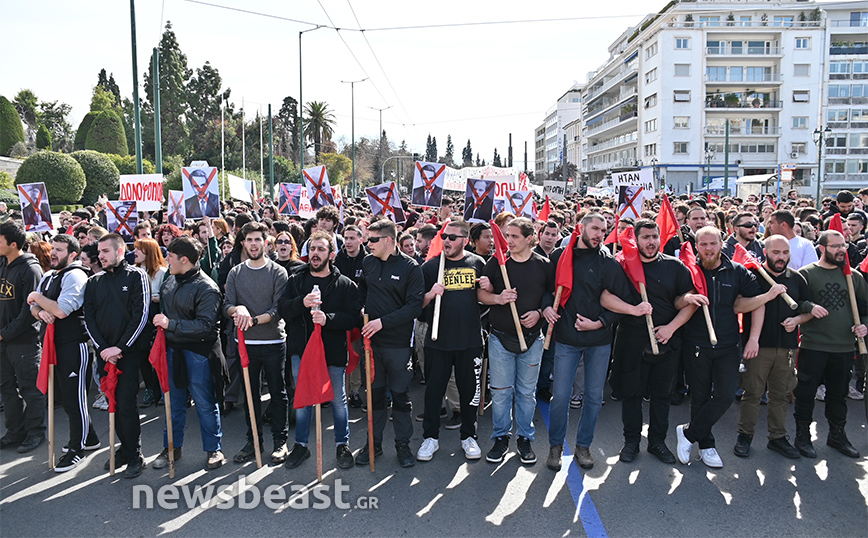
(617, 227, 645, 292)
(731, 243, 762, 271)
(860, 253, 868, 274)
(99, 362, 123, 413)
(148, 327, 170, 393)
(237, 327, 250, 368)
(425, 222, 451, 261)
(604, 214, 620, 245)
(362, 332, 375, 382)
(555, 224, 581, 308)
(346, 329, 361, 374)
(489, 219, 509, 265)
(37, 324, 56, 394)
(679, 242, 708, 296)
(828, 214, 852, 275)
(656, 196, 679, 247)
(293, 325, 333, 409)
(537, 196, 551, 222)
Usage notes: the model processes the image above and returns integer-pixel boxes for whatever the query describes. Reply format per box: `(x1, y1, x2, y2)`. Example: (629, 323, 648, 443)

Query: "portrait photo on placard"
(411, 161, 445, 208)
(17, 182, 53, 232)
(182, 167, 220, 218)
(366, 181, 405, 224)
(105, 200, 139, 243)
(463, 178, 495, 223)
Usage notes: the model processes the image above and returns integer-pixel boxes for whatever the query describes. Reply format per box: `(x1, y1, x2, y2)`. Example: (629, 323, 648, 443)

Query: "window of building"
(830, 61, 851, 74)
(675, 38, 690, 49)
(792, 116, 808, 129)
(730, 66, 744, 81)
(674, 90, 691, 102)
(850, 133, 868, 147)
(792, 90, 810, 102)
(848, 159, 868, 174)
(795, 37, 810, 49)
(739, 16, 752, 27)
(850, 12, 868, 26)
(699, 16, 720, 27)
(793, 64, 810, 77)
(646, 42, 658, 59)
(706, 66, 727, 81)
(829, 85, 850, 98)
(827, 135, 848, 148)
(645, 119, 658, 132)
(854, 84, 868, 97)
(746, 66, 772, 81)
(673, 142, 689, 154)
(674, 64, 690, 76)
(674, 116, 690, 128)
(825, 160, 846, 174)
(854, 61, 868, 74)
(645, 68, 658, 84)
(773, 16, 794, 27)
(851, 109, 868, 121)
(644, 144, 657, 157)
(792, 143, 807, 155)
(827, 109, 849, 122)
(644, 94, 658, 108)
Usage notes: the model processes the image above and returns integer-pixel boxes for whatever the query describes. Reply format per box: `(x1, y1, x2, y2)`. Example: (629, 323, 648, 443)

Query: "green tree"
(90, 86, 119, 113)
(96, 69, 121, 106)
(319, 152, 352, 186)
(0, 96, 25, 156)
(492, 148, 502, 167)
(272, 155, 300, 183)
(15, 151, 86, 204)
(39, 101, 73, 153)
(186, 61, 228, 162)
(462, 139, 473, 167)
(303, 101, 336, 162)
(72, 150, 121, 204)
(73, 111, 99, 151)
(13, 89, 40, 137)
(444, 135, 455, 167)
(143, 22, 193, 160)
(36, 124, 52, 150)
(85, 110, 128, 156)
(107, 153, 155, 176)
(275, 96, 299, 162)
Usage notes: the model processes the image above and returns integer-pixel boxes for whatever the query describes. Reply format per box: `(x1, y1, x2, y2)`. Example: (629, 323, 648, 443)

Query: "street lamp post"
(704, 147, 716, 188)
(813, 125, 832, 204)
(650, 157, 659, 190)
(342, 78, 367, 198)
(369, 106, 393, 182)
(299, 26, 324, 171)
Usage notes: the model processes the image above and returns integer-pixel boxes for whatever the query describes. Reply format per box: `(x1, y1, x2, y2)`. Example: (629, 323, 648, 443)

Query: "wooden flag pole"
(164, 393, 175, 478)
(638, 283, 660, 355)
(544, 286, 563, 350)
(242, 366, 263, 468)
(500, 265, 528, 352)
(109, 412, 116, 476)
(755, 266, 798, 310)
(315, 403, 323, 482)
(363, 314, 375, 472)
(47, 365, 54, 469)
(702, 304, 718, 346)
(431, 252, 446, 341)
(845, 274, 868, 355)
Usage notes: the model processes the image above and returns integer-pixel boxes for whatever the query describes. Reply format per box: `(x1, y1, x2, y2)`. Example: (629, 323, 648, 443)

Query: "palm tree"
(303, 101, 336, 163)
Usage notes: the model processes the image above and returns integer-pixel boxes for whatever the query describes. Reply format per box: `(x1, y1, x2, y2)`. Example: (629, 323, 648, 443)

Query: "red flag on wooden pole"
(656, 195, 680, 247)
(148, 327, 170, 393)
(294, 325, 334, 409)
(617, 227, 645, 291)
(537, 196, 551, 222)
(37, 324, 56, 394)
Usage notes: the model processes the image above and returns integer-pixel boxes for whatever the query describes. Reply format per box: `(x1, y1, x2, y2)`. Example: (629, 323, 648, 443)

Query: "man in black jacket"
(334, 225, 368, 408)
(356, 219, 424, 468)
(84, 234, 151, 478)
(0, 221, 45, 454)
(280, 231, 362, 470)
(152, 236, 227, 471)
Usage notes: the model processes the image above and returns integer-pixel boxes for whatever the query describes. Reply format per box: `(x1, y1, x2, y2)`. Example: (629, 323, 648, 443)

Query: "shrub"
(85, 110, 128, 156)
(107, 153, 156, 175)
(9, 142, 28, 159)
(72, 150, 120, 204)
(0, 170, 13, 189)
(0, 96, 25, 156)
(36, 124, 52, 150)
(73, 111, 99, 151)
(15, 151, 86, 204)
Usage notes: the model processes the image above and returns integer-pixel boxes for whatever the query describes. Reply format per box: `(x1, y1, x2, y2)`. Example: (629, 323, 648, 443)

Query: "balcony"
(585, 136, 638, 155)
(705, 98, 783, 109)
(704, 73, 782, 83)
(586, 64, 639, 102)
(705, 126, 781, 136)
(585, 111, 638, 137)
(830, 19, 868, 27)
(830, 45, 868, 55)
(706, 46, 782, 56)
(668, 21, 820, 29)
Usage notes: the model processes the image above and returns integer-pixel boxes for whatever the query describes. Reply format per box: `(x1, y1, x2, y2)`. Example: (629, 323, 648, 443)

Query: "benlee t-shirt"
(421, 251, 485, 351)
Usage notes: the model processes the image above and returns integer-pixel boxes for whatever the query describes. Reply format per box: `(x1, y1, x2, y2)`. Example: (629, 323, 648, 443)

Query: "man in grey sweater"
(224, 222, 289, 464)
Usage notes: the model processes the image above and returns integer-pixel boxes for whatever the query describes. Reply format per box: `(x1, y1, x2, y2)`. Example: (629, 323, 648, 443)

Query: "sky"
(0, 0, 841, 168)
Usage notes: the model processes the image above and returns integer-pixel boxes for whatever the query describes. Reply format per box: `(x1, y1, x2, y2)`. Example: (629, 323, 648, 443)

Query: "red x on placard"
(107, 202, 136, 236)
(279, 184, 300, 214)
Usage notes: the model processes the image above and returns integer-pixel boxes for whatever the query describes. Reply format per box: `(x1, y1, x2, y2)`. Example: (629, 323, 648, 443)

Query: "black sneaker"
(63, 437, 101, 453)
(349, 393, 363, 409)
(105, 455, 129, 471)
(767, 436, 800, 459)
(396, 442, 416, 467)
(55, 450, 83, 473)
(355, 442, 383, 466)
(0, 434, 25, 448)
(619, 442, 640, 463)
(486, 436, 509, 463)
(537, 387, 552, 403)
(233, 439, 263, 463)
(17, 435, 44, 453)
(123, 455, 146, 479)
(733, 433, 752, 458)
(444, 412, 462, 430)
(284, 443, 310, 469)
(517, 436, 536, 465)
(337, 444, 354, 469)
(647, 443, 676, 464)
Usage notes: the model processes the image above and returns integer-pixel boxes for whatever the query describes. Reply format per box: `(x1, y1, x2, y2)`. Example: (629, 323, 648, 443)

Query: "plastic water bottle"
(312, 285, 321, 311)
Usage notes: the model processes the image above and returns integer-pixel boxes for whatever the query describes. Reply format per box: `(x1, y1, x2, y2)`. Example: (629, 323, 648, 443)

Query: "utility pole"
(370, 105, 392, 182)
(723, 121, 729, 196)
(524, 141, 527, 173)
(342, 78, 367, 197)
(299, 26, 324, 171)
(129, 0, 143, 174)
(508, 133, 513, 168)
(152, 47, 162, 174)
(268, 104, 274, 200)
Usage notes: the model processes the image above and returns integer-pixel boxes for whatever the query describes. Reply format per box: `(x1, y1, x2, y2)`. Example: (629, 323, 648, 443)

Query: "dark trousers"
(614, 328, 680, 446)
(683, 345, 740, 449)
(98, 351, 144, 461)
(794, 348, 853, 425)
(0, 342, 45, 440)
(242, 343, 287, 446)
(56, 342, 97, 451)
(537, 339, 555, 391)
(422, 347, 480, 441)
(370, 346, 414, 446)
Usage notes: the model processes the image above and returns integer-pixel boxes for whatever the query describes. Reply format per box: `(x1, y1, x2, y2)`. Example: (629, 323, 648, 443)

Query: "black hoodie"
(0, 253, 43, 345)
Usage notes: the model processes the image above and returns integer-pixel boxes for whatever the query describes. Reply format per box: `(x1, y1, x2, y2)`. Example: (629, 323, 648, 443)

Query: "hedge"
(84, 110, 128, 156)
(36, 124, 52, 150)
(15, 151, 86, 204)
(72, 150, 120, 204)
(0, 96, 25, 156)
(107, 153, 156, 175)
(73, 111, 99, 151)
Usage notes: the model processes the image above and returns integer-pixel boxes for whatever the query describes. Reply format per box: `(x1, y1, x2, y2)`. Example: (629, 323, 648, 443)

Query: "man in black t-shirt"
(479, 217, 554, 465)
(416, 219, 486, 462)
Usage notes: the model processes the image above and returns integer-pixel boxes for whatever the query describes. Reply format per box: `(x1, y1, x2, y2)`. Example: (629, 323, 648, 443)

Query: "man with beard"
(663, 207, 708, 256)
(224, 222, 289, 464)
(27, 235, 98, 472)
(723, 212, 765, 262)
(793, 230, 867, 459)
(675, 227, 785, 468)
(280, 232, 361, 470)
(600, 220, 701, 464)
(733, 235, 812, 459)
(545, 213, 633, 471)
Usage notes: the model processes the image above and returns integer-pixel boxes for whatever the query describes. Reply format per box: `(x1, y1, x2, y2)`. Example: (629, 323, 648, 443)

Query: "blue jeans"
(548, 342, 611, 448)
(489, 333, 543, 440)
(291, 354, 350, 446)
(163, 348, 222, 452)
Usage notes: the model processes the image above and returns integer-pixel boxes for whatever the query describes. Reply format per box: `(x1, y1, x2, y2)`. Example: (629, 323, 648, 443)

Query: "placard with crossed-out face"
(302, 165, 335, 210)
(278, 183, 303, 216)
(182, 167, 220, 219)
(167, 190, 185, 227)
(463, 178, 495, 223)
(366, 181, 405, 224)
(106, 200, 138, 243)
(17, 182, 53, 232)
(504, 189, 535, 219)
(411, 161, 445, 209)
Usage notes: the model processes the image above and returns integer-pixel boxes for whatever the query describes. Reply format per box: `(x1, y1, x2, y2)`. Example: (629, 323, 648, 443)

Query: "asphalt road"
(1, 377, 866, 538)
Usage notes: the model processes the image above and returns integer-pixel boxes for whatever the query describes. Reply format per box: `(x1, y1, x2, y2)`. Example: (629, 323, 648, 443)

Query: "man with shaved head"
(733, 235, 812, 460)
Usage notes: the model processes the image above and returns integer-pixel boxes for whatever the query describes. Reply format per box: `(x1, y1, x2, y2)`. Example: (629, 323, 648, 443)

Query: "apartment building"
(534, 123, 546, 177)
(535, 85, 583, 177)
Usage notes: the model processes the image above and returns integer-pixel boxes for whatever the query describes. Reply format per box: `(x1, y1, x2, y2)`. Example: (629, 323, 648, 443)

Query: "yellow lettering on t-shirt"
(442, 267, 477, 291)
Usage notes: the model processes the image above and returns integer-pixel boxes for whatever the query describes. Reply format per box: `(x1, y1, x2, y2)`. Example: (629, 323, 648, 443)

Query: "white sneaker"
(815, 385, 826, 401)
(416, 438, 439, 461)
(675, 424, 693, 464)
(848, 385, 864, 401)
(92, 393, 108, 410)
(461, 437, 482, 460)
(699, 447, 723, 468)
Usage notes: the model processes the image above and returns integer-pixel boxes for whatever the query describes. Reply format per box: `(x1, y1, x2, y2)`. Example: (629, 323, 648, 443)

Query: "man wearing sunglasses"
(416, 219, 487, 462)
(723, 212, 765, 262)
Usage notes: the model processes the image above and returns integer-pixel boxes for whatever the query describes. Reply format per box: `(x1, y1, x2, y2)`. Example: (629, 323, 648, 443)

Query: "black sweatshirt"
(358, 251, 424, 348)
